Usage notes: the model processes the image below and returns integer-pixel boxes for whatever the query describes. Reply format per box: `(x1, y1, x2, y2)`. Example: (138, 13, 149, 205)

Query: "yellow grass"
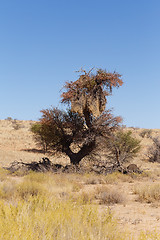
(95, 186, 126, 205)
(0, 196, 129, 240)
(0, 172, 128, 240)
(0, 171, 160, 239)
(134, 183, 160, 203)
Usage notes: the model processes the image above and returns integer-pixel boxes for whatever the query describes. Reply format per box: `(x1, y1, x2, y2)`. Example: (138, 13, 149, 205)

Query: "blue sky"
(0, 0, 160, 128)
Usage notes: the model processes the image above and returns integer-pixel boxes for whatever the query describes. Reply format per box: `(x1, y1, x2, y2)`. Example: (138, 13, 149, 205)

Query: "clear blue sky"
(0, 0, 160, 128)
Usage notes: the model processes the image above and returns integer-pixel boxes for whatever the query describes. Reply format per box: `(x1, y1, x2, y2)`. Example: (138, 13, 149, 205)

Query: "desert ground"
(1, 119, 160, 239)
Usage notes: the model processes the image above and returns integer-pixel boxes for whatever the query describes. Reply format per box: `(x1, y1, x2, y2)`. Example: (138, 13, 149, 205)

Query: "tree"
(106, 130, 141, 167)
(31, 68, 123, 165)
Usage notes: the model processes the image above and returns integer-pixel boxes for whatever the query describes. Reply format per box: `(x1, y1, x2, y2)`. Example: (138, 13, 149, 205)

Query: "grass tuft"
(95, 186, 126, 205)
(134, 183, 160, 203)
(104, 172, 132, 184)
(0, 168, 9, 182)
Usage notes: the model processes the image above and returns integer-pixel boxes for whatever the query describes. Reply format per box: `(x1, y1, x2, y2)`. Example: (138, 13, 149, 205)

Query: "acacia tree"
(32, 69, 123, 165)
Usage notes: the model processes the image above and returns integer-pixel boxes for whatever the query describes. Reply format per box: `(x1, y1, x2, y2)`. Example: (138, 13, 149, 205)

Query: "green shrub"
(31, 123, 53, 154)
(107, 130, 141, 166)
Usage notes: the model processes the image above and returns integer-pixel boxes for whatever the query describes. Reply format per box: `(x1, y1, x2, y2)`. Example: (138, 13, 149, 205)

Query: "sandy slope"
(0, 119, 44, 167)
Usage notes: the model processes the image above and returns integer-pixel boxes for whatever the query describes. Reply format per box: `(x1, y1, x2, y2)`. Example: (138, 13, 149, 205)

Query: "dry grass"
(104, 172, 133, 184)
(0, 172, 129, 240)
(76, 191, 94, 204)
(139, 230, 160, 240)
(0, 170, 160, 238)
(82, 173, 106, 185)
(134, 183, 160, 203)
(16, 180, 46, 200)
(0, 168, 9, 181)
(82, 172, 133, 185)
(95, 186, 126, 205)
(0, 196, 128, 240)
(0, 179, 17, 200)
(0, 172, 83, 201)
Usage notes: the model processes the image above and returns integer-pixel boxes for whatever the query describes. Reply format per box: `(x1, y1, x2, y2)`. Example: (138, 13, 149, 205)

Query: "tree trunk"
(115, 147, 121, 167)
(63, 141, 95, 165)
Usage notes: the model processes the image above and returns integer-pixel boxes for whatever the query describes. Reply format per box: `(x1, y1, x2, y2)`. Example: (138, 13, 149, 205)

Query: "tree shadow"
(21, 148, 53, 155)
(21, 148, 45, 154)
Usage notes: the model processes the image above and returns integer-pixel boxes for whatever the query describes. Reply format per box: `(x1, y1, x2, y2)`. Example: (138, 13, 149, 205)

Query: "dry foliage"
(61, 68, 123, 117)
(134, 183, 160, 203)
(147, 137, 160, 163)
(95, 186, 126, 205)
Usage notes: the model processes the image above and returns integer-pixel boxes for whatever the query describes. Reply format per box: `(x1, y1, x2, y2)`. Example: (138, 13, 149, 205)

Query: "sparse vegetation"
(95, 186, 126, 205)
(140, 129, 152, 138)
(0, 180, 16, 200)
(147, 137, 160, 162)
(134, 183, 160, 203)
(5, 117, 13, 121)
(0, 195, 126, 240)
(0, 160, 160, 238)
(0, 168, 9, 181)
(12, 119, 21, 130)
(139, 231, 160, 240)
(107, 130, 141, 167)
(104, 171, 133, 184)
(0, 172, 128, 240)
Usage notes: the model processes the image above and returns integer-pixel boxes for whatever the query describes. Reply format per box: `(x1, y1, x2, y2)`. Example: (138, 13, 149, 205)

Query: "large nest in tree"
(61, 69, 123, 117)
(71, 85, 106, 117)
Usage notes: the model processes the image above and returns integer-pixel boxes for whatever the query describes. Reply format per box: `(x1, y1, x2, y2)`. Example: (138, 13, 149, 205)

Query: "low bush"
(24, 171, 52, 183)
(147, 137, 160, 163)
(134, 183, 160, 203)
(0, 180, 16, 200)
(83, 173, 106, 185)
(0, 168, 8, 182)
(140, 129, 152, 138)
(104, 172, 132, 184)
(76, 191, 94, 204)
(16, 180, 46, 200)
(95, 186, 126, 205)
(12, 120, 21, 130)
